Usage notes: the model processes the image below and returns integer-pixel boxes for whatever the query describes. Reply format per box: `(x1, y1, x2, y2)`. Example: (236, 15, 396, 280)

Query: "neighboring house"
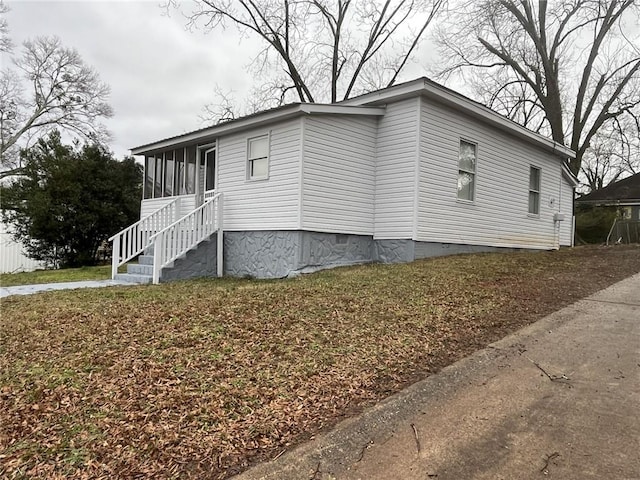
(575, 172, 640, 244)
(0, 221, 45, 274)
(112, 77, 578, 284)
(575, 173, 640, 220)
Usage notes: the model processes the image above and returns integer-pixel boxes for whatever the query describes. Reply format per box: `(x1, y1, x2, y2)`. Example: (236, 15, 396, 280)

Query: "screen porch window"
(143, 147, 196, 199)
(174, 148, 185, 195)
(529, 166, 541, 214)
(144, 156, 153, 199)
(247, 135, 269, 180)
(457, 140, 476, 201)
(186, 146, 197, 195)
(164, 150, 174, 197)
(154, 155, 163, 198)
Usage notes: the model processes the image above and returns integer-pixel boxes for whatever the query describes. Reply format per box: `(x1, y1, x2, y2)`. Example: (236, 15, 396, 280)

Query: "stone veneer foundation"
(160, 230, 518, 282)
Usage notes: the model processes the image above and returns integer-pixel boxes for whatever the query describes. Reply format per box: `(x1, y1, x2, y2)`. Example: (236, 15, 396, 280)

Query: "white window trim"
(197, 142, 217, 196)
(528, 165, 541, 216)
(457, 138, 477, 203)
(246, 133, 270, 181)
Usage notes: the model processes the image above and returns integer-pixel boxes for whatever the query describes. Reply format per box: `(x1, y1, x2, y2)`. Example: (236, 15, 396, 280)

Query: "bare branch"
(0, 0, 12, 53)
(434, 0, 640, 177)
(174, 0, 446, 107)
(1, 36, 112, 172)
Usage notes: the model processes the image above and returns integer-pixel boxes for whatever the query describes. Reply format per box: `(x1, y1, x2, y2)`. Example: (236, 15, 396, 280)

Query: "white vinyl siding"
(217, 119, 301, 231)
(140, 194, 197, 219)
(302, 115, 377, 234)
(559, 176, 575, 246)
(418, 97, 563, 249)
(374, 98, 418, 239)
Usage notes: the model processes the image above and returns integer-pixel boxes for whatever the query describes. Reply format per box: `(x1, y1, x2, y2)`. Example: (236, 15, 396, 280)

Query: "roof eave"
(421, 85, 576, 160)
(131, 105, 302, 155)
(300, 104, 386, 116)
(344, 78, 576, 161)
(339, 78, 427, 106)
(131, 104, 386, 155)
(561, 163, 580, 187)
(575, 199, 640, 206)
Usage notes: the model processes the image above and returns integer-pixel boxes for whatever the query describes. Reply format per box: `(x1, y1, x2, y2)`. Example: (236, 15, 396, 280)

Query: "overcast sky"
(3, 0, 437, 160)
(3, 0, 264, 159)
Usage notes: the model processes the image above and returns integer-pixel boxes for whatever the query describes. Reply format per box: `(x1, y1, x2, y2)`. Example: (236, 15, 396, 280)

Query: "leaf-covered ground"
(1, 245, 639, 479)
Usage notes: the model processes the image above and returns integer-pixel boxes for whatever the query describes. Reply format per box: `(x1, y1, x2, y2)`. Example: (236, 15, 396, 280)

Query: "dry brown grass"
(0, 265, 111, 287)
(1, 245, 639, 479)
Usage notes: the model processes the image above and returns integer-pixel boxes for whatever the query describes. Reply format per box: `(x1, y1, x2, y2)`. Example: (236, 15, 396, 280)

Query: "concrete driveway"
(234, 273, 640, 480)
(0, 279, 134, 298)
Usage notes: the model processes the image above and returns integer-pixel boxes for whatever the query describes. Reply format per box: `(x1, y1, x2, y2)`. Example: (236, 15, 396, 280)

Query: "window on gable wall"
(529, 166, 541, 215)
(457, 140, 476, 201)
(247, 135, 269, 180)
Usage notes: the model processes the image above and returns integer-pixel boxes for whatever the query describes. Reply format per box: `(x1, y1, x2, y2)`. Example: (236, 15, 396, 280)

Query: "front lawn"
(1, 245, 639, 479)
(0, 265, 111, 287)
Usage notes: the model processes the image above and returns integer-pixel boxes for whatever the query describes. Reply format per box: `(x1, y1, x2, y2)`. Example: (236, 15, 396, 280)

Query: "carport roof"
(576, 173, 640, 205)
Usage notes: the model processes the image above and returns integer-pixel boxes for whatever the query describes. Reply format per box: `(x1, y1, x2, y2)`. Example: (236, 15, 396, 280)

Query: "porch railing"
(150, 192, 223, 284)
(204, 189, 217, 201)
(109, 197, 181, 279)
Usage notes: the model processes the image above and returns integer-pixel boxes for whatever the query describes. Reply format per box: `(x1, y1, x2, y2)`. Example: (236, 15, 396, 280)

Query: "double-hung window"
(247, 135, 269, 180)
(457, 140, 476, 201)
(528, 166, 541, 215)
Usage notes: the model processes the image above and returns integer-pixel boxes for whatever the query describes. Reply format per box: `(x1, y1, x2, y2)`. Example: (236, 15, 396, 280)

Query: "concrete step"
(133, 256, 174, 269)
(127, 263, 153, 275)
(138, 255, 154, 265)
(114, 273, 152, 284)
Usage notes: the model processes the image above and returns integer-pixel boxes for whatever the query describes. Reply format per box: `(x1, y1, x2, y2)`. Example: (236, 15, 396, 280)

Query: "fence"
(606, 219, 640, 245)
(0, 223, 45, 273)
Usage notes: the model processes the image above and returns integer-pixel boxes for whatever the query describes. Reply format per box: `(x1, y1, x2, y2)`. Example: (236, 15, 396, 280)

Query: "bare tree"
(0, 36, 113, 178)
(199, 85, 239, 124)
(581, 110, 639, 191)
(170, 0, 445, 122)
(0, 0, 11, 53)
(434, 0, 640, 176)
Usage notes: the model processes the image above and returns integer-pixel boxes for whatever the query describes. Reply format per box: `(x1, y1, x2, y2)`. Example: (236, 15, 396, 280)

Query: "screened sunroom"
(140, 143, 217, 218)
(143, 143, 216, 199)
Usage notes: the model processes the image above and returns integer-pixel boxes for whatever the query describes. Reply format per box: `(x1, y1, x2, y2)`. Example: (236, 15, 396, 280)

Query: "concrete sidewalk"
(0, 279, 135, 298)
(234, 273, 640, 480)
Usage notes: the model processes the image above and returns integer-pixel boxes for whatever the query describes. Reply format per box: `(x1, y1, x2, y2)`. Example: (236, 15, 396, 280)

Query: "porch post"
(217, 193, 223, 277)
(152, 236, 163, 284)
(111, 236, 119, 280)
(195, 146, 203, 207)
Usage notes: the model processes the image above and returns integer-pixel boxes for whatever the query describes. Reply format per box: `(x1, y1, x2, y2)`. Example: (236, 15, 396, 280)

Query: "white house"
(111, 77, 578, 284)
